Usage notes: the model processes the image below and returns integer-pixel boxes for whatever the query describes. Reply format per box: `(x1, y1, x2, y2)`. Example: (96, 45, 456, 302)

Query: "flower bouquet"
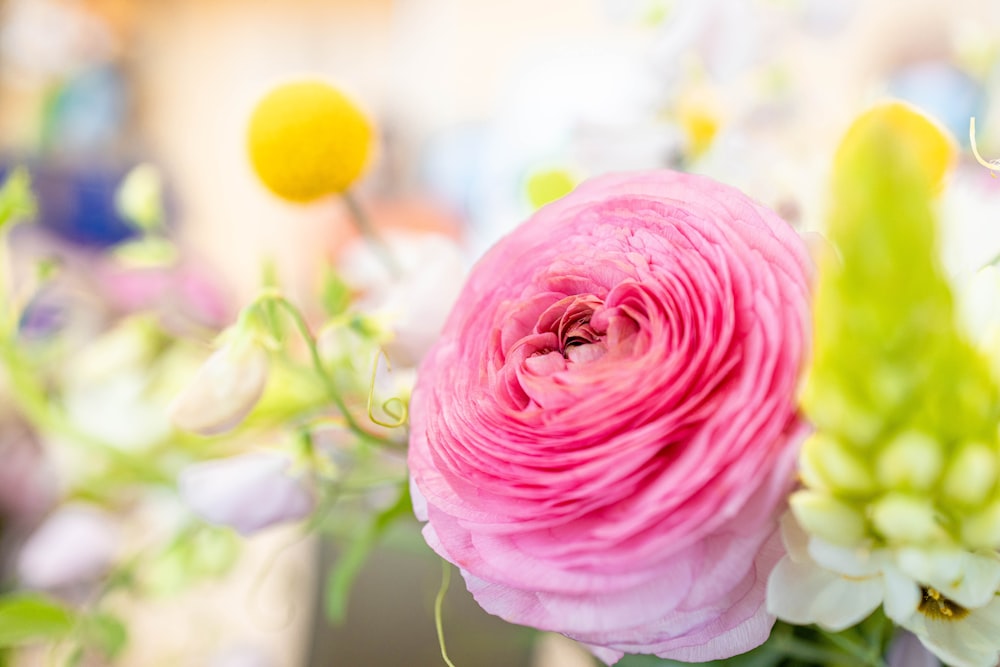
(0, 75, 998, 667)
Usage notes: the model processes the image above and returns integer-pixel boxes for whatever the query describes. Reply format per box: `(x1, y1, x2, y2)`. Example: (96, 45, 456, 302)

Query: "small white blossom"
(338, 232, 466, 367)
(168, 338, 269, 435)
(178, 452, 314, 536)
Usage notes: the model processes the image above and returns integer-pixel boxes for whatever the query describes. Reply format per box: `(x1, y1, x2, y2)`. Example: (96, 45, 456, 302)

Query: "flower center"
(536, 295, 607, 362)
(918, 587, 970, 621)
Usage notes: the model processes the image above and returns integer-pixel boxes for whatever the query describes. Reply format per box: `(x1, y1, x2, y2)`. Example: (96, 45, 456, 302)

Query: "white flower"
(767, 512, 1000, 667)
(892, 548, 1000, 667)
(168, 338, 269, 435)
(767, 512, 895, 631)
(178, 452, 314, 536)
(338, 233, 465, 368)
(17, 504, 119, 590)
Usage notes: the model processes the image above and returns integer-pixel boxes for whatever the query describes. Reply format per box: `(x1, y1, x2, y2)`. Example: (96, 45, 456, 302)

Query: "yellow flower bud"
(942, 441, 998, 507)
(875, 430, 943, 491)
(789, 490, 867, 546)
(247, 80, 373, 202)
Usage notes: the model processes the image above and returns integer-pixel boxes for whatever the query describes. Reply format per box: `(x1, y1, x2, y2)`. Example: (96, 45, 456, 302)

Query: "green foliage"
(615, 617, 894, 667)
(143, 525, 241, 596)
(80, 613, 128, 659)
(325, 482, 412, 624)
(0, 594, 75, 647)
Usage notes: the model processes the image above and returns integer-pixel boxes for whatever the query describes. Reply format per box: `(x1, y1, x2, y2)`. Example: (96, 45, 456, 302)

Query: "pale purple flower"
(17, 504, 119, 590)
(178, 452, 314, 536)
(887, 630, 943, 667)
(208, 644, 275, 667)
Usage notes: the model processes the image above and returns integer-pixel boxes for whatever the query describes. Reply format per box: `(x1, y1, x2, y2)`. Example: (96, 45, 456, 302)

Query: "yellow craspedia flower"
(247, 80, 373, 202)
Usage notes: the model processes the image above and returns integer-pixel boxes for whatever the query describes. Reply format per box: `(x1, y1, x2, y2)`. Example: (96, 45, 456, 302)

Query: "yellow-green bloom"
(770, 100, 1000, 667)
(799, 101, 1000, 552)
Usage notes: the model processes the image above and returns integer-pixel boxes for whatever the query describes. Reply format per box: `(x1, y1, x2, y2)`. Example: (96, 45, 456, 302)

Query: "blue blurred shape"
(1, 162, 138, 247)
(887, 60, 986, 144)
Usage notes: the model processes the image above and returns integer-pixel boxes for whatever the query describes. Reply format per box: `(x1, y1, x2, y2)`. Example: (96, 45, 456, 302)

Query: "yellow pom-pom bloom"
(247, 80, 373, 202)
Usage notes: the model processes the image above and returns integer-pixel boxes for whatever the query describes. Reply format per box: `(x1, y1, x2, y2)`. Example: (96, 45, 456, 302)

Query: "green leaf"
(0, 168, 36, 230)
(0, 594, 75, 647)
(81, 613, 128, 658)
(325, 483, 412, 623)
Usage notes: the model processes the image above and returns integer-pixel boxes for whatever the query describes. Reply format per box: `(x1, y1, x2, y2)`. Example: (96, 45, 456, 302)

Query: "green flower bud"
(800, 432, 877, 496)
(789, 490, 867, 546)
(870, 492, 947, 544)
(959, 498, 1000, 549)
(875, 430, 943, 491)
(802, 386, 881, 446)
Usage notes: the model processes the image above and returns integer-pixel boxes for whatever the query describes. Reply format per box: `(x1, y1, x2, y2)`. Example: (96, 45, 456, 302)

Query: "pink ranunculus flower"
(408, 170, 812, 664)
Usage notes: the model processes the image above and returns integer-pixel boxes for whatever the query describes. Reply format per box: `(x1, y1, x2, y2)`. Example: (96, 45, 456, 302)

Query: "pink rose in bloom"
(408, 171, 812, 663)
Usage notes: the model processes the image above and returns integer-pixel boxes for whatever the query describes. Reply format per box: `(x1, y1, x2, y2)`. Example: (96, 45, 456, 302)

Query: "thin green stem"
(254, 293, 400, 449)
(823, 628, 888, 667)
(341, 190, 400, 278)
(776, 636, 851, 665)
(435, 559, 457, 667)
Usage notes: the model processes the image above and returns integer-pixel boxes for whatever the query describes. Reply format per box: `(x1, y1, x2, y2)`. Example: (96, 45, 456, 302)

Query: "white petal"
(807, 536, 883, 577)
(920, 617, 1000, 667)
(882, 565, 921, 623)
(168, 341, 269, 436)
(779, 510, 811, 563)
(899, 595, 1000, 667)
(767, 555, 881, 630)
(896, 548, 1000, 609)
(956, 597, 1000, 651)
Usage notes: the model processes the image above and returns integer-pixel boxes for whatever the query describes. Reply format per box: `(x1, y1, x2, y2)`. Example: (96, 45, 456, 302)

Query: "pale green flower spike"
(798, 103, 1000, 552)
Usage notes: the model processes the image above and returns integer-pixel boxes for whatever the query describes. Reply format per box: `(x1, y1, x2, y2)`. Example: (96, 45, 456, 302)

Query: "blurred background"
(2, 0, 1000, 666)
